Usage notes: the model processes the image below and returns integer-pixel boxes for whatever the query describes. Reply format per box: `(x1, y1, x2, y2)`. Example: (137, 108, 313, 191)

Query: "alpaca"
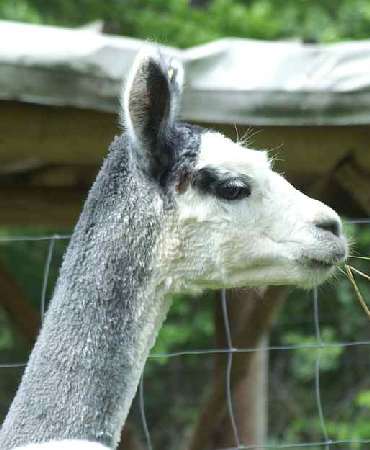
(0, 49, 347, 450)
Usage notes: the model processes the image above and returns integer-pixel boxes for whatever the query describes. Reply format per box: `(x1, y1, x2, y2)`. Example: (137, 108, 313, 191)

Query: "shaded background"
(1, 1, 370, 449)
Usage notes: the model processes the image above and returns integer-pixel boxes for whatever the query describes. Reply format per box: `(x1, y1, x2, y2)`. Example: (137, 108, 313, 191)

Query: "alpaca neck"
(0, 276, 170, 450)
(0, 138, 170, 449)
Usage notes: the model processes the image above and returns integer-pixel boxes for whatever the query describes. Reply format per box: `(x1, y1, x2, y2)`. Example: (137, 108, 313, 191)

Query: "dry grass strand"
(344, 264, 370, 320)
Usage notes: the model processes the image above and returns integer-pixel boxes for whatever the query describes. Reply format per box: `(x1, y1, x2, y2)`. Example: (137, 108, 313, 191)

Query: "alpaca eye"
(216, 180, 251, 201)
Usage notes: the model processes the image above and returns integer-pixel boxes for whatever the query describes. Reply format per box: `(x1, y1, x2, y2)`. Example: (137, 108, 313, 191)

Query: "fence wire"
(0, 218, 369, 450)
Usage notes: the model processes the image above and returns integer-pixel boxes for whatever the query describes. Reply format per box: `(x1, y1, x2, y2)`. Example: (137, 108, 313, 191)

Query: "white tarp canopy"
(2, 20, 370, 125)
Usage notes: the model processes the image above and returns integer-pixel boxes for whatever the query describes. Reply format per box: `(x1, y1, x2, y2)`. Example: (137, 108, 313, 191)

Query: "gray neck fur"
(0, 135, 170, 449)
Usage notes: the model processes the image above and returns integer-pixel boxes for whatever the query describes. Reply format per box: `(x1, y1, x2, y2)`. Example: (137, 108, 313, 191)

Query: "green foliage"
(268, 222, 370, 447)
(0, 311, 13, 353)
(0, 229, 68, 310)
(357, 390, 370, 408)
(283, 328, 343, 381)
(1, 223, 370, 448)
(152, 292, 214, 358)
(1, 0, 370, 48)
(1, 0, 370, 445)
(0, 0, 41, 23)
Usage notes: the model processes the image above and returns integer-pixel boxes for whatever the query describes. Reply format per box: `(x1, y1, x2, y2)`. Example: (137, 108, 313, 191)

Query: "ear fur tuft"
(121, 47, 184, 148)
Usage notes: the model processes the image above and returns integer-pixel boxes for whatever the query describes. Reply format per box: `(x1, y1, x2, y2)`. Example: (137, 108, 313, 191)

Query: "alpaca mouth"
(301, 250, 346, 270)
(304, 258, 335, 270)
(300, 239, 347, 271)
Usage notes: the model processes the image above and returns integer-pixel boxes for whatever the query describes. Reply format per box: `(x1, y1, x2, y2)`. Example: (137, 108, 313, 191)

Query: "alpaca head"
(122, 49, 348, 294)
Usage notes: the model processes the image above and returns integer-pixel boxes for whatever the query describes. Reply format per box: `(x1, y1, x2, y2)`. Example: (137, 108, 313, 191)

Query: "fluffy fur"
(0, 49, 347, 450)
(169, 131, 347, 292)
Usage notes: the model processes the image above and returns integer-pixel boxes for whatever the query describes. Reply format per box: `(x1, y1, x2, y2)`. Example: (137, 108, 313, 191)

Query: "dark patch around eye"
(192, 167, 220, 193)
(192, 167, 252, 200)
(215, 179, 251, 200)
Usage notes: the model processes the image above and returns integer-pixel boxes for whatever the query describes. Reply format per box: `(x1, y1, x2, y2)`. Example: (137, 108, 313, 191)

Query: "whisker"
(267, 142, 284, 156)
(233, 124, 240, 143)
(240, 127, 263, 147)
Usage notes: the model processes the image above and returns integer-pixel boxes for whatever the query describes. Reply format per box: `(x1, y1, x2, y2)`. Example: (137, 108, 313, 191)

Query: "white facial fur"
(162, 131, 347, 293)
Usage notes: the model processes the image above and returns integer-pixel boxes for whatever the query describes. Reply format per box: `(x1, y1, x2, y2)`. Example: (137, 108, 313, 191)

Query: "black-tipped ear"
(122, 48, 184, 180)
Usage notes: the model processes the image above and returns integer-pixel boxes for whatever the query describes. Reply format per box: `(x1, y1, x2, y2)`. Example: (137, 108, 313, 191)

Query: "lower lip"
(305, 259, 334, 270)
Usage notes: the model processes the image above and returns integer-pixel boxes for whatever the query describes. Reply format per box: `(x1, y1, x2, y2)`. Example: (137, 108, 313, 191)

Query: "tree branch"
(188, 287, 288, 450)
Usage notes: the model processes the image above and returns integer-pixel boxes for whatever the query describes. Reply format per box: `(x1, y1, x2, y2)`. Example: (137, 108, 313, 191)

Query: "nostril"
(315, 219, 341, 237)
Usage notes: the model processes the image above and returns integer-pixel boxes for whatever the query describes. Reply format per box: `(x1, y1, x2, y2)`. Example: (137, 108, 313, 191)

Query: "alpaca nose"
(315, 219, 341, 237)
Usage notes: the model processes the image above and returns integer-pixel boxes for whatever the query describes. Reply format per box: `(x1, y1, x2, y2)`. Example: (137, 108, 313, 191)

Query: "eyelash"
(215, 180, 252, 201)
(191, 168, 252, 201)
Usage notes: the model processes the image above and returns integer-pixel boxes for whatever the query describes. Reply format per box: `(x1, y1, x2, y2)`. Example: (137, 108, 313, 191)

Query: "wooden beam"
(0, 186, 86, 227)
(335, 161, 370, 214)
(0, 101, 117, 167)
(215, 124, 370, 178)
(3, 101, 370, 178)
(2, 101, 370, 225)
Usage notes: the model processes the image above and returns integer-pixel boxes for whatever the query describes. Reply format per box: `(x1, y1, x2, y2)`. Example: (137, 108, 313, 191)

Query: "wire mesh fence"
(0, 219, 370, 449)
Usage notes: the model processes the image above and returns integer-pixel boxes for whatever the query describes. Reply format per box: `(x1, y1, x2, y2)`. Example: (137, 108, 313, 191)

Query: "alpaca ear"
(122, 48, 184, 180)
